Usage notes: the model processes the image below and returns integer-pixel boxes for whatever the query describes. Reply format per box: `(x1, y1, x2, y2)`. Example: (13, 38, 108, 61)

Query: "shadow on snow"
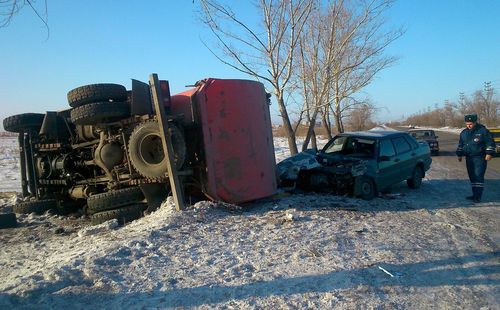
(1, 251, 498, 308)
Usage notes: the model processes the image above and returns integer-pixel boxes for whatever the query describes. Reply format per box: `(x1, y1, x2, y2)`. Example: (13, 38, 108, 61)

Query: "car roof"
(338, 130, 406, 139)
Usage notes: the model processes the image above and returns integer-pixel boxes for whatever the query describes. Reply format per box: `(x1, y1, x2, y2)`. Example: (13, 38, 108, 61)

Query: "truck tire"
(70, 102, 130, 125)
(86, 187, 145, 215)
(0, 213, 17, 229)
(67, 83, 127, 108)
(407, 165, 424, 189)
(3, 113, 45, 133)
(13, 199, 57, 215)
(90, 203, 146, 225)
(128, 120, 186, 179)
(355, 176, 376, 200)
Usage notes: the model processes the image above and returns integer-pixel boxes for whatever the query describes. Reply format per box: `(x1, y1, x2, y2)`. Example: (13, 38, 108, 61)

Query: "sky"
(0, 0, 499, 130)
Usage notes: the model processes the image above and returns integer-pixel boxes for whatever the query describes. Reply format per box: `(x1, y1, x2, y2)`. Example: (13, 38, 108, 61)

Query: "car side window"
(404, 135, 419, 149)
(379, 139, 396, 157)
(392, 137, 411, 154)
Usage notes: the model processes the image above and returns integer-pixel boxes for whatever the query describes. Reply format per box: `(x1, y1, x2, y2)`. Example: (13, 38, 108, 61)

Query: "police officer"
(456, 114, 496, 203)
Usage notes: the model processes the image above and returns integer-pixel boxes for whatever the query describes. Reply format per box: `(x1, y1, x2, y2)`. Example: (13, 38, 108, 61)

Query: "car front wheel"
(355, 176, 376, 200)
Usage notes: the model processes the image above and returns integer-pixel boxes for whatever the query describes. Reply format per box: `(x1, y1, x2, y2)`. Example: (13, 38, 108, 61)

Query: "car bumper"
(494, 145, 500, 155)
(427, 143, 439, 152)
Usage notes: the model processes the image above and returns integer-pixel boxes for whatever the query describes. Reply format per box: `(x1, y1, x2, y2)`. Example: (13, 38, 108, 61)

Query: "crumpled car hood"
(277, 150, 321, 180)
(277, 150, 367, 181)
(316, 153, 367, 177)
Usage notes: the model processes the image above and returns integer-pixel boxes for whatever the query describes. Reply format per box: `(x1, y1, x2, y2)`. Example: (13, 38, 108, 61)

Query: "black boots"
(465, 195, 481, 203)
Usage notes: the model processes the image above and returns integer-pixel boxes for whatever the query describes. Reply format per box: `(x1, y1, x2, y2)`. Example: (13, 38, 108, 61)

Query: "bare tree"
(1, 0, 21, 27)
(1, 0, 49, 36)
(405, 85, 500, 128)
(293, 0, 402, 152)
(294, 0, 343, 150)
(198, 0, 313, 155)
(321, 0, 403, 134)
(344, 100, 377, 131)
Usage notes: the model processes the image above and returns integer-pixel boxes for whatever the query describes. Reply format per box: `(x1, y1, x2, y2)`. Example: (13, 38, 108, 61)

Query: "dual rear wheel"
(86, 186, 146, 225)
(67, 83, 130, 125)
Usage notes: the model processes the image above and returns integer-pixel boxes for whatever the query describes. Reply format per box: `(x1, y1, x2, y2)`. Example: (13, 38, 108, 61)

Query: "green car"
(277, 131, 432, 200)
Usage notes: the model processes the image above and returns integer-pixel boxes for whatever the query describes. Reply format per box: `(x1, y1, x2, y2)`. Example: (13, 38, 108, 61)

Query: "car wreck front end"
(277, 146, 372, 197)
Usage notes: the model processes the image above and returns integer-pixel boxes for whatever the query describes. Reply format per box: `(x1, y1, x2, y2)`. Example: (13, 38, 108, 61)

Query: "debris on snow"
(354, 227, 368, 233)
(307, 247, 324, 257)
(284, 209, 298, 222)
(378, 266, 395, 277)
(77, 219, 119, 237)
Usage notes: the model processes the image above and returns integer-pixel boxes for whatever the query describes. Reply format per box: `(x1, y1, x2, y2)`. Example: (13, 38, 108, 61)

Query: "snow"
(369, 124, 398, 131)
(413, 126, 463, 135)
(0, 135, 499, 309)
(274, 136, 329, 163)
(0, 137, 22, 192)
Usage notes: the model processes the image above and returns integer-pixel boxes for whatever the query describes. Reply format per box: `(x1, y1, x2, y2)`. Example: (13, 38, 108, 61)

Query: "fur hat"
(464, 114, 478, 122)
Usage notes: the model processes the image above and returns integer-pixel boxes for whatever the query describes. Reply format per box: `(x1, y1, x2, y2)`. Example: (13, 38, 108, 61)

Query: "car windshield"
(410, 130, 434, 138)
(323, 136, 375, 158)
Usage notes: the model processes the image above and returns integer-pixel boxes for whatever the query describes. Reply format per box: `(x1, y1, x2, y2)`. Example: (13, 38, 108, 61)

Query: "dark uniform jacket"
(456, 124, 496, 157)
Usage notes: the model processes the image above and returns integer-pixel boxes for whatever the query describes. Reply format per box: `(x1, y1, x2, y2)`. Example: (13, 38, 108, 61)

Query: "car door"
(376, 138, 399, 190)
(391, 136, 414, 180)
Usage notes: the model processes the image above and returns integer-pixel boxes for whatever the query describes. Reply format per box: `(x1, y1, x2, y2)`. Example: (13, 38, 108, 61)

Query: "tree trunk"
(321, 109, 333, 139)
(276, 92, 298, 155)
(311, 129, 317, 149)
(335, 98, 344, 133)
(302, 108, 319, 151)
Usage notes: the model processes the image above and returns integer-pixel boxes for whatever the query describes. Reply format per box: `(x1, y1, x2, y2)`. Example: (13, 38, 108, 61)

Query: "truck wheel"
(128, 120, 186, 179)
(90, 203, 146, 225)
(86, 187, 145, 215)
(70, 102, 130, 125)
(13, 199, 57, 215)
(355, 176, 376, 200)
(407, 166, 424, 189)
(3, 113, 45, 133)
(67, 83, 127, 108)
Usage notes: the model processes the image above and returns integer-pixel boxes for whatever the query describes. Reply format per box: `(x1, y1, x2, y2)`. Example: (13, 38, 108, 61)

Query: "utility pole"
(459, 92, 465, 103)
(483, 81, 493, 123)
(484, 81, 492, 93)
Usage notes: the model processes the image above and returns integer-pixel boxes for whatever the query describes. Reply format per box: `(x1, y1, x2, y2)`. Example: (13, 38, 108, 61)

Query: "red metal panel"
(170, 88, 197, 124)
(196, 79, 277, 203)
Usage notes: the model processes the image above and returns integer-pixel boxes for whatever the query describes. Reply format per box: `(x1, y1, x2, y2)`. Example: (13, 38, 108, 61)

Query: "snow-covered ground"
(274, 136, 329, 163)
(0, 136, 499, 309)
(0, 137, 22, 192)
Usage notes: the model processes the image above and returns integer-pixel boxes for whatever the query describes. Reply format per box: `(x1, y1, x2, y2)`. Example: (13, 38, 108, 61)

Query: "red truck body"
(170, 78, 277, 204)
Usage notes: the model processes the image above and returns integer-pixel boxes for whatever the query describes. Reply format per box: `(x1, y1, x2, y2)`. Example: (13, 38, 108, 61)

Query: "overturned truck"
(3, 74, 277, 224)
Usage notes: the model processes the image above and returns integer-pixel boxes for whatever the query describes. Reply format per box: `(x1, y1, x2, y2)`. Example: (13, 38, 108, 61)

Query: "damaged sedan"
(277, 131, 432, 200)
